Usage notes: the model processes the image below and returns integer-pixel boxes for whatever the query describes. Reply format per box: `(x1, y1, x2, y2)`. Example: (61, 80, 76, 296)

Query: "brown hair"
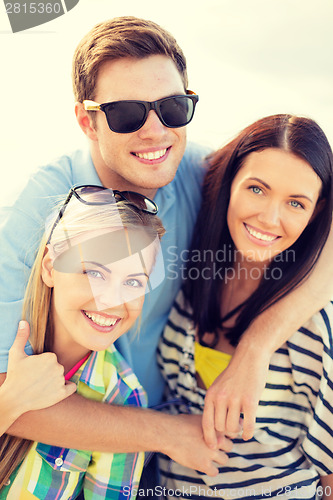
(185, 114, 333, 346)
(72, 16, 188, 103)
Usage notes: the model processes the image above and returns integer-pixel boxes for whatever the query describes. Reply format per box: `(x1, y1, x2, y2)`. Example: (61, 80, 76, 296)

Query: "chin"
(146, 170, 177, 188)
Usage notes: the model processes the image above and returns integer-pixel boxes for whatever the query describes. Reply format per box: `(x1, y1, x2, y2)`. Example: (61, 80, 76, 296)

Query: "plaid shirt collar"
(70, 348, 112, 394)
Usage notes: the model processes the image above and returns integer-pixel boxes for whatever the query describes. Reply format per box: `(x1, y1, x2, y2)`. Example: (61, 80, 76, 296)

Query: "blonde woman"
(0, 185, 229, 499)
(0, 186, 166, 499)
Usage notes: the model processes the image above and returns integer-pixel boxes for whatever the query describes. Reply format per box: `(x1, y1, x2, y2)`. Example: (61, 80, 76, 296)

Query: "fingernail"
(19, 321, 25, 329)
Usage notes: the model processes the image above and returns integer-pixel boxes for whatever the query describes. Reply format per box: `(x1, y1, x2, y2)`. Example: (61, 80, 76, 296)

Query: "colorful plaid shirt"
(1, 345, 147, 500)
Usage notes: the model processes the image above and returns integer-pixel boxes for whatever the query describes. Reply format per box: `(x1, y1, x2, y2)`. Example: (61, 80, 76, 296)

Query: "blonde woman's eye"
(125, 278, 143, 288)
(83, 269, 104, 280)
(250, 186, 263, 195)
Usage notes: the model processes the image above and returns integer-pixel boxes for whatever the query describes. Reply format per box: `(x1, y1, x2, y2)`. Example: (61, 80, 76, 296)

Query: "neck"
(221, 257, 267, 320)
(52, 337, 91, 375)
(233, 250, 269, 280)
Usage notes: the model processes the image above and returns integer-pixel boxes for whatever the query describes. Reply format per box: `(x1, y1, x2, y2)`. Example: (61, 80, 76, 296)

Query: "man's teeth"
(246, 225, 277, 242)
(135, 149, 167, 160)
(84, 312, 118, 327)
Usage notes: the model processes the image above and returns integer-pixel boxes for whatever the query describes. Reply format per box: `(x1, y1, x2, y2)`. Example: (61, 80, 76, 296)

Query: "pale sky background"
(0, 0, 332, 203)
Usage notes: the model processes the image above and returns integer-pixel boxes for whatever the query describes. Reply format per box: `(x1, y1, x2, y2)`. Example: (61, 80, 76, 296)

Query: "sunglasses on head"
(83, 90, 199, 134)
(47, 185, 158, 244)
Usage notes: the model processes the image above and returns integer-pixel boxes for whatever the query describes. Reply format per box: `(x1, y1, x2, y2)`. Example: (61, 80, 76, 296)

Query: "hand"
(4, 321, 77, 415)
(202, 343, 270, 447)
(161, 413, 232, 476)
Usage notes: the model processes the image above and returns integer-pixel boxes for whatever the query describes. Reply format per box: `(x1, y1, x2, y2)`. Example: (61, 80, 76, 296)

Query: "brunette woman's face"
(227, 148, 322, 264)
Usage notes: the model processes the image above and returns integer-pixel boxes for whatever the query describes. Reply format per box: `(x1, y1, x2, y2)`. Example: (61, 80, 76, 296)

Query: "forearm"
(0, 372, 171, 453)
(0, 372, 232, 475)
(239, 225, 333, 355)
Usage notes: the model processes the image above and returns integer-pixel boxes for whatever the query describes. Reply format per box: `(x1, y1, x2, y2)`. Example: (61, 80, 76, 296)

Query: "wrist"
(151, 412, 177, 456)
(0, 381, 23, 426)
(236, 334, 274, 361)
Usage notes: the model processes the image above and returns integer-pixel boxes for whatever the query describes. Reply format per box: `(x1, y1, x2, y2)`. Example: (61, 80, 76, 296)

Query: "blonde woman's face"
(42, 227, 157, 366)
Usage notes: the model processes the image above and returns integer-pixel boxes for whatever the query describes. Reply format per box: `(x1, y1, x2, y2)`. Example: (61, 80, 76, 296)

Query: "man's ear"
(41, 246, 55, 288)
(75, 102, 98, 141)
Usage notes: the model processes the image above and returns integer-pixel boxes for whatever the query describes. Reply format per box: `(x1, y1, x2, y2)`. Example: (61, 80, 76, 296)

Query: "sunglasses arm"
(83, 100, 101, 111)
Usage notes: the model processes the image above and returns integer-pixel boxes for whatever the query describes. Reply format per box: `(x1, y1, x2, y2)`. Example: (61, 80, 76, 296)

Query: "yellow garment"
(195, 341, 232, 389)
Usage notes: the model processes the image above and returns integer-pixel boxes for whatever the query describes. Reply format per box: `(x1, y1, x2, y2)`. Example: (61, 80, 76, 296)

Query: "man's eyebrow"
(247, 177, 314, 203)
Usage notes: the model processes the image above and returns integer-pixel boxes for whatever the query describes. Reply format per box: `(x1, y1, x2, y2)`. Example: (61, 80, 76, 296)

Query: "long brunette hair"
(185, 114, 333, 346)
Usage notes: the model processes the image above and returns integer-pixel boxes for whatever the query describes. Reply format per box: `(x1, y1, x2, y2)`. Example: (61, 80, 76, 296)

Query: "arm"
(0, 322, 76, 437)
(203, 224, 333, 447)
(1, 370, 231, 476)
(1, 324, 232, 476)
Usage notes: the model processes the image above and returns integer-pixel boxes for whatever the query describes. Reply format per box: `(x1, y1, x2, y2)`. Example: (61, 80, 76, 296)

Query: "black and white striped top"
(157, 291, 333, 499)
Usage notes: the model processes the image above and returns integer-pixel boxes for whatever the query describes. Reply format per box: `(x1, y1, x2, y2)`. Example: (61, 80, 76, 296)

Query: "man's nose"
(137, 110, 168, 140)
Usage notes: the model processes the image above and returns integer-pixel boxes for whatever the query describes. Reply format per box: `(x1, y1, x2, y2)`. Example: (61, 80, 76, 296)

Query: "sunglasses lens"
(159, 96, 195, 128)
(104, 101, 147, 133)
(101, 95, 197, 133)
(116, 191, 158, 214)
(76, 186, 115, 204)
(75, 186, 158, 214)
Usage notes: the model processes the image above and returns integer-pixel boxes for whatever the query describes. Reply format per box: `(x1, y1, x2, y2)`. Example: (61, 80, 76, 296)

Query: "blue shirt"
(0, 143, 208, 405)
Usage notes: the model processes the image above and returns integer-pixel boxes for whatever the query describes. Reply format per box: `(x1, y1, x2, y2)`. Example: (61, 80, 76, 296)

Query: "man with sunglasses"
(1, 15, 332, 483)
(0, 17, 227, 480)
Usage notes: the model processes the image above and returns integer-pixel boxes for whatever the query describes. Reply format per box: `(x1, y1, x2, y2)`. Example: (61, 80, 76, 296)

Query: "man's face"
(85, 55, 188, 197)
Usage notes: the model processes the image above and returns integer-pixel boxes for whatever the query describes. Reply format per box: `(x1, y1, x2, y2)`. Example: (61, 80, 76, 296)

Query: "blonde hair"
(0, 197, 165, 489)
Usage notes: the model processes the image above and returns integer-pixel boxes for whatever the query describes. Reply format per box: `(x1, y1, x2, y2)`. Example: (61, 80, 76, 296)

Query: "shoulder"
(4, 148, 98, 229)
(300, 302, 333, 475)
(175, 142, 212, 185)
(180, 142, 212, 166)
(23, 149, 90, 186)
(287, 302, 333, 373)
(301, 301, 333, 352)
(156, 143, 212, 221)
(10, 149, 93, 212)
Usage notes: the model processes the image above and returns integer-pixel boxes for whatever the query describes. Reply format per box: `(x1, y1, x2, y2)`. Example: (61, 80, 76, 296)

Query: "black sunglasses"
(83, 91, 199, 134)
(47, 185, 158, 244)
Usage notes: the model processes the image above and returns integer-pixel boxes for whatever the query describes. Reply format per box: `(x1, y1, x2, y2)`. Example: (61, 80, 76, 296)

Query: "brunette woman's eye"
(249, 186, 263, 195)
(289, 200, 304, 209)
